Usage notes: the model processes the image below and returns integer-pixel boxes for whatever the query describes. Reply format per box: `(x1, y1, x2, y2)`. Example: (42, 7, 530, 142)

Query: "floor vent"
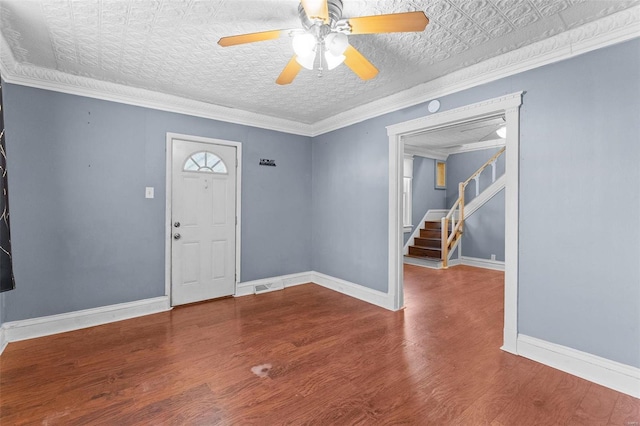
(254, 280, 284, 294)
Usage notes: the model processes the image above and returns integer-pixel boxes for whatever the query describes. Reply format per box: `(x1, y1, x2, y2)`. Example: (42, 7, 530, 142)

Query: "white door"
(171, 139, 236, 305)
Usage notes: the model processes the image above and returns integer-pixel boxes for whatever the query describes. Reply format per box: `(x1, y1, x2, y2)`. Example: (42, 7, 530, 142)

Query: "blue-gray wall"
(404, 156, 447, 246)
(3, 84, 312, 322)
(461, 190, 505, 261)
(446, 148, 506, 261)
(311, 120, 390, 291)
(312, 39, 639, 368)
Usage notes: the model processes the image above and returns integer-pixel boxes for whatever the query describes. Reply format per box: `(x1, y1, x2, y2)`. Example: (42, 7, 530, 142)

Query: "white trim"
(405, 139, 506, 161)
(214, 270, 395, 310)
(518, 334, 640, 398)
(403, 256, 443, 270)
(237, 271, 394, 310)
(235, 272, 314, 297)
(445, 139, 506, 155)
(388, 91, 522, 351)
(465, 174, 505, 218)
(0, 7, 637, 137)
(0, 327, 7, 355)
(1, 297, 170, 344)
(403, 145, 448, 161)
(165, 133, 242, 306)
(501, 105, 520, 355)
(387, 93, 522, 137)
(388, 130, 405, 311)
(312, 272, 395, 311)
(460, 256, 505, 271)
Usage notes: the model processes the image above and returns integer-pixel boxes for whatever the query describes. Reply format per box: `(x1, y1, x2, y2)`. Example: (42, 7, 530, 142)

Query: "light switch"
(145, 187, 154, 199)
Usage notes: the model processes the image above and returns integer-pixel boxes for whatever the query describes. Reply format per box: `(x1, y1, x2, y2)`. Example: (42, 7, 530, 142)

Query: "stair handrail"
(463, 147, 506, 187)
(441, 147, 506, 268)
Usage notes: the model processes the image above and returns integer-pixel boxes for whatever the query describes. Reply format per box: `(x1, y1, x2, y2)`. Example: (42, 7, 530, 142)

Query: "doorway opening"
(403, 115, 507, 269)
(387, 92, 523, 353)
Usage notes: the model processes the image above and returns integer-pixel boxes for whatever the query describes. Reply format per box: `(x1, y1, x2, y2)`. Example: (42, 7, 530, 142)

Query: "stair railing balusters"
(441, 147, 505, 268)
(441, 216, 449, 268)
(491, 160, 497, 183)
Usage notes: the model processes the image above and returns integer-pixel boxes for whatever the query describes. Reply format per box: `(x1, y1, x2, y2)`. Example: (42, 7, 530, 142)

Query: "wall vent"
(254, 280, 284, 294)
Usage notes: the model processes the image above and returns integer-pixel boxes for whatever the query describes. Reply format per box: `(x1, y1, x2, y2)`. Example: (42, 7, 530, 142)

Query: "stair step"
(408, 246, 442, 259)
(414, 237, 441, 249)
(424, 221, 441, 230)
(420, 229, 441, 239)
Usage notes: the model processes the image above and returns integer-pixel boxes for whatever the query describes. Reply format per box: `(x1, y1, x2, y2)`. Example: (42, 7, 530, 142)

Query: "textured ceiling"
(0, 0, 637, 125)
(405, 115, 506, 149)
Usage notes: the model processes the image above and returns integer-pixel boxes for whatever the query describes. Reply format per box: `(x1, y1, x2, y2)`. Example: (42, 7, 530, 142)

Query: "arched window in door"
(183, 151, 228, 174)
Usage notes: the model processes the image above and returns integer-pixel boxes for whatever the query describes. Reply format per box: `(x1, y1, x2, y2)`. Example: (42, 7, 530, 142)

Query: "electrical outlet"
(145, 187, 154, 199)
(491, 254, 496, 261)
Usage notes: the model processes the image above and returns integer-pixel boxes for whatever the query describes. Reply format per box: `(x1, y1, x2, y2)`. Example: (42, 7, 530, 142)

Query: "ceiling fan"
(217, 0, 429, 85)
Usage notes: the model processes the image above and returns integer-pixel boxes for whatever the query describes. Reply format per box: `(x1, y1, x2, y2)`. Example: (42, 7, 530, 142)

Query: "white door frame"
(386, 92, 523, 354)
(165, 132, 242, 305)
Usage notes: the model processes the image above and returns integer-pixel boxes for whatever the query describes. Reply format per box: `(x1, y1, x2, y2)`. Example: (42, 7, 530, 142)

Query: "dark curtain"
(0, 77, 15, 292)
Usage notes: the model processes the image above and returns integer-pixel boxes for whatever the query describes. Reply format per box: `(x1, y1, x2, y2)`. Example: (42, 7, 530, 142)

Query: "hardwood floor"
(1, 265, 638, 425)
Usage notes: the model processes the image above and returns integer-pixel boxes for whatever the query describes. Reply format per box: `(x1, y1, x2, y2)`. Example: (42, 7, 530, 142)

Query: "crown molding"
(0, 38, 313, 137)
(446, 139, 506, 155)
(403, 145, 448, 161)
(0, 6, 638, 138)
(310, 5, 640, 136)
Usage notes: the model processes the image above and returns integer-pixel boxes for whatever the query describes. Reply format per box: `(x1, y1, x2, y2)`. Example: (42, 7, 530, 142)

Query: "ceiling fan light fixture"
(325, 51, 346, 70)
(292, 33, 317, 58)
(296, 52, 316, 70)
(325, 32, 348, 56)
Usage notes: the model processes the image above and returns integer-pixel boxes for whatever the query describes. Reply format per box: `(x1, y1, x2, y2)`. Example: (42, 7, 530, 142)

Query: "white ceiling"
(0, 0, 638, 129)
(403, 114, 507, 159)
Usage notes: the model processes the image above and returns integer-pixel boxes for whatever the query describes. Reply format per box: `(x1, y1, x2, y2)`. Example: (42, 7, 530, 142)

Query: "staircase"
(404, 147, 506, 269)
(407, 221, 443, 260)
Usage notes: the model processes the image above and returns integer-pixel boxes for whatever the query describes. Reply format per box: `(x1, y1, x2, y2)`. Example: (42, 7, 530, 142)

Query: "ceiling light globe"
(496, 126, 507, 138)
(325, 32, 348, 56)
(292, 33, 317, 58)
(325, 52, 346, 70)
(295, 53, 316, 70)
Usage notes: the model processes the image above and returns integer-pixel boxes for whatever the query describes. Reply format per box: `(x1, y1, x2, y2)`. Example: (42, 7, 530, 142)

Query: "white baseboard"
(460, 256, 505, 271)
(311, 271, 394, 310)
(1, 296, 171, 349)
(0, 326, 6, 355)
(518, 334, 640, 398)
(237, 271, 394, 310)
(404, 255, 443, 269)
(235, 271, 314, 297)
(448, 258, 462, 267)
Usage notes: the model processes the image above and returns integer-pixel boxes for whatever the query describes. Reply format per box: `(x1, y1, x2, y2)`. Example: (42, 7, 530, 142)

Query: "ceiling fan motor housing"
(298, 0, 344, 29)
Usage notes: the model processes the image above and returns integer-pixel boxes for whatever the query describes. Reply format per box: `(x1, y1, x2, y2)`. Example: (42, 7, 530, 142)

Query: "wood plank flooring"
(1, 265, 638, 425)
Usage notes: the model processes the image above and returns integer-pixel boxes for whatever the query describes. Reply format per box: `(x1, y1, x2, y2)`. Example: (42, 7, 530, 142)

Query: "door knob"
(174, 221, 180, 228)
(173, 233, 181, 240)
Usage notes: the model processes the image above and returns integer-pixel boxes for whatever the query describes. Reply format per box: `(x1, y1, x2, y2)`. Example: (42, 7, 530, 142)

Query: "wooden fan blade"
(348, 11, 429, 35)
(218, 30, 284, 47)
(301, 0, 329, 23)
(276, 56, 303, 85)
(343, 45, 378, 80)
